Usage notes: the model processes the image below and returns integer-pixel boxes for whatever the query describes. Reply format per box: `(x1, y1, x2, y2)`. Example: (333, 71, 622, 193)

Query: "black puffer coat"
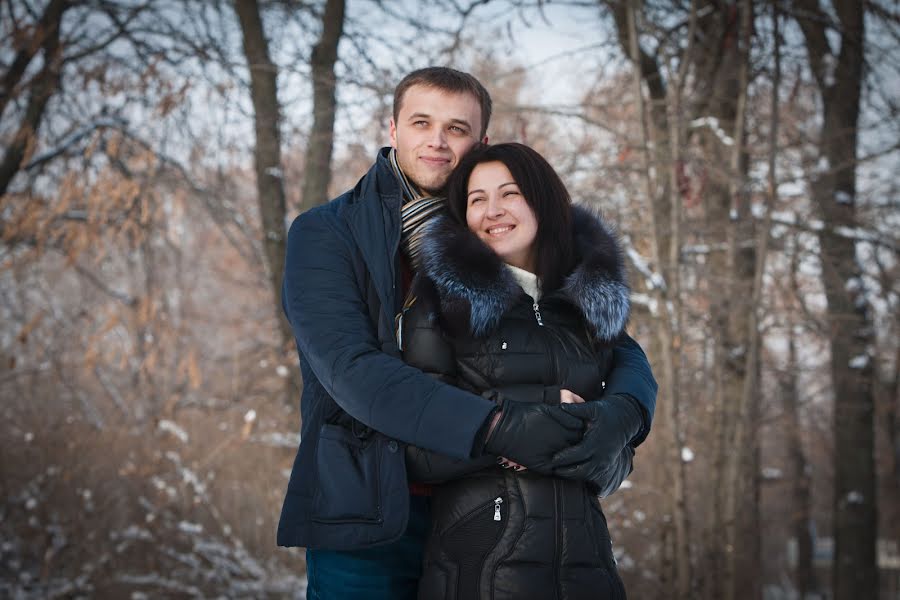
(400, 206, 632, 600)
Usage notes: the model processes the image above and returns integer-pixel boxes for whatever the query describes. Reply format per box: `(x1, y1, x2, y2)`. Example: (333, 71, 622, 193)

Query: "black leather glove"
(588, 445, 635, 498)
(406, 445, 498, 484)
(484, 398, 584, 473)
(550, 394, 645, 485)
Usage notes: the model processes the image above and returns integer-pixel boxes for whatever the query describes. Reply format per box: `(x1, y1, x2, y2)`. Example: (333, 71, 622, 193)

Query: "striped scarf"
(390, 148, 446, 268)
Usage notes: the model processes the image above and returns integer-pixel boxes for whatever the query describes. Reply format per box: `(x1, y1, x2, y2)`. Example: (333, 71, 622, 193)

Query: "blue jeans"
(306, 495, 429, 600)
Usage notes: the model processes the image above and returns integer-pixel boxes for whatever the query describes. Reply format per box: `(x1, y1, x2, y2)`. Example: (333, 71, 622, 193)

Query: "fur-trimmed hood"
(417, 205, 630, 342)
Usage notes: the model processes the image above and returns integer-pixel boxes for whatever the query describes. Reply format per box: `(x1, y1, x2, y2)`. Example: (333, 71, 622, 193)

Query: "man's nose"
(428, 127, 448, 148)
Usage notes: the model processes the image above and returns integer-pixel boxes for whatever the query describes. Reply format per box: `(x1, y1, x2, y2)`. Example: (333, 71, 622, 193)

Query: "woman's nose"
(486, 196, 504, 217)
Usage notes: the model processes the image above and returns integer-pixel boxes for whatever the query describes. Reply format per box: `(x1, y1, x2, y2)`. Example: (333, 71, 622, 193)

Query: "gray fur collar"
(418, 205, 630, 342)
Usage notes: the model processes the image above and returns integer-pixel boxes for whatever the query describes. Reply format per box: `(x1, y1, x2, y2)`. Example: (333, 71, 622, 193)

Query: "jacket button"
(388, 440, 399, 453)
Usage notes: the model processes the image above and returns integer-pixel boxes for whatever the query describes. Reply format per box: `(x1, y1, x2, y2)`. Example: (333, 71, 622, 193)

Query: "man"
(277, 67, 657, 599)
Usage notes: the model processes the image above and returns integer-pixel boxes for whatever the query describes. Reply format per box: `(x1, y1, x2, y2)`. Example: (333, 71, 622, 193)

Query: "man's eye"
(449, 125, 467, 134)
(413, 120, 428, 127)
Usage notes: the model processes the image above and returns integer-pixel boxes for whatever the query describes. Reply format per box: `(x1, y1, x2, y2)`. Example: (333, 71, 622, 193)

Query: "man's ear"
(481, 135, 489, 144)
(389, 119, 398, 149)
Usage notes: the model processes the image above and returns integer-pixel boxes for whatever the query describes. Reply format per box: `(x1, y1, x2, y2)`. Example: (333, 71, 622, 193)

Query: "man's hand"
(484, 398, 583, 473)
(589, 445, 635, 497)
(549, 394, 644, 485)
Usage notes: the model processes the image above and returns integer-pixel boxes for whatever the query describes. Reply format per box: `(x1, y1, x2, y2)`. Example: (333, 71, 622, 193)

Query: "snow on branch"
(766, 211, 898, 252)
(689, 116, 735, 147)
(24, 117, 129, 171)
(628, 292, 657, 314)
(621, 235, 668, 293)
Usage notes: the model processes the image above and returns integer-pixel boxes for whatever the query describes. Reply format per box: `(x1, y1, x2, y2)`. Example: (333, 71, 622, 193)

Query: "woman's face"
(465, 161, 538, 272)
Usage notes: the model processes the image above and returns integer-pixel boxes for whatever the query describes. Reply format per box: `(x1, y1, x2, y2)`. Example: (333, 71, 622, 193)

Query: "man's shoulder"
(289, 156, 387, 228)
(292, 189, 352, 224)
(286, 187, 378, 259)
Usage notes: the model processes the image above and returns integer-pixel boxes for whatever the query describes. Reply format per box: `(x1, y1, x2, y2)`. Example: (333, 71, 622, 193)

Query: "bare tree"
(792, 1, 878, 597)
(611, 2, 691, 596)
(784, 233, 819, 598)
(300, 0, 345, 212)
(0, 0, 69, 197)
(234, 0, 293, 361)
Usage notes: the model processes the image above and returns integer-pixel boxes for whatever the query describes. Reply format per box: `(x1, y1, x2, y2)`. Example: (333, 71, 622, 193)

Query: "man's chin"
(415, 178, 448, 196)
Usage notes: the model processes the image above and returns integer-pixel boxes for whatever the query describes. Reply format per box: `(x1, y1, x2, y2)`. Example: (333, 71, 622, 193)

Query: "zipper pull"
(493, 497, 503, 521)
(532, 302, 544, 326)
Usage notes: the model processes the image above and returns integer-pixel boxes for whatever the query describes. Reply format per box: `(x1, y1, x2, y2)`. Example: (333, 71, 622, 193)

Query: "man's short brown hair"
(392, 67, 493, 139)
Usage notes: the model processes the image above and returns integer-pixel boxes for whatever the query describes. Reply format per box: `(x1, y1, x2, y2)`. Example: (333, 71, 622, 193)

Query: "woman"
(399, 143, 644, 600)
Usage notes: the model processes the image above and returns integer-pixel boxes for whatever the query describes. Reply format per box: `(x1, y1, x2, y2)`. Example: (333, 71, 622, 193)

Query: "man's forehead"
(399, 85, 482, 119)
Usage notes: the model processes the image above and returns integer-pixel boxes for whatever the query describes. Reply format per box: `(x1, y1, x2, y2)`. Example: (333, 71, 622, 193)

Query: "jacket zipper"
(532, 301, 544, 326)
(439, 495, 507, 540)
(553, 480, 562, 598)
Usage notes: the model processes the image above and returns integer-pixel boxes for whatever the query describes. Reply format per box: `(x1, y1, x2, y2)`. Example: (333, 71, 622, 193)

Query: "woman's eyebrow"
(469, 181, 517, 196)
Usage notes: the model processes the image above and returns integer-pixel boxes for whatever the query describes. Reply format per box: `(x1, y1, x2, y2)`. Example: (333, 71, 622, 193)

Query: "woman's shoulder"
(417, 214, 524, 339)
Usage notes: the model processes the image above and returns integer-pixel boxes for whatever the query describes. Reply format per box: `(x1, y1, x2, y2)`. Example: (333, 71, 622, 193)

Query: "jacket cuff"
(542, 386, 562, 404)
(616, 393, 650, 446)
(471, 405, 501, 458)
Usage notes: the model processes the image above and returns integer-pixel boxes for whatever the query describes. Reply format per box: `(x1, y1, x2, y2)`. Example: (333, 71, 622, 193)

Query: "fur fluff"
(418, 205, 630, 342)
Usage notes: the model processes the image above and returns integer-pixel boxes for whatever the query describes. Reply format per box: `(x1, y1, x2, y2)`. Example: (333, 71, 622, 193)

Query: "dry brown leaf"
(187, 350, 202, 390)
(17, 312, 44, 344)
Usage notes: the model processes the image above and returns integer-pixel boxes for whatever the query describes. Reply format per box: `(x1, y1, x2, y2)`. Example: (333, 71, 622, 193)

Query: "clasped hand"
(491, 391, 643, 496)
(496, 389, 585, 471)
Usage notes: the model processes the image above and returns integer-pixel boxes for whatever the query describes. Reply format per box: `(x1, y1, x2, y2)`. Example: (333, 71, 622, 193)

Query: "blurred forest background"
(1, 0, 898, 598)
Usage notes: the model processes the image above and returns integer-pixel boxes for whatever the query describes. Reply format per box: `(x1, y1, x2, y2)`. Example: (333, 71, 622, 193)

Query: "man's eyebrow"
(407, 112, 473, 130)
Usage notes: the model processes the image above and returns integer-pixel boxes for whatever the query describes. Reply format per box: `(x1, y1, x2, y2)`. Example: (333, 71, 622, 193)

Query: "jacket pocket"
(434, 494, 507, 600)
(311, 423, 383, 524)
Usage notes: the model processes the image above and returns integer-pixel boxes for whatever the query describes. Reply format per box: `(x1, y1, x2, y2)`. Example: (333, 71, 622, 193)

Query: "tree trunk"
(0, 0, 68, 198)
(0, 0, 69, 118)
(300, 0, 345, 213)
(794, 1, 878, 597)
(785, 240, 818, 599)
(719, 2, 761, 599)
(775, 13, 815, 597)
(890, 341, 900, 483)
(619, 3, 692, 597)
(233, 0, 293, 374)
(674, 2, 759, 596)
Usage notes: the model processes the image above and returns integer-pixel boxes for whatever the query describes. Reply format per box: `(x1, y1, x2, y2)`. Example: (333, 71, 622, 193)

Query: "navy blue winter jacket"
(276, 148, 658, 550)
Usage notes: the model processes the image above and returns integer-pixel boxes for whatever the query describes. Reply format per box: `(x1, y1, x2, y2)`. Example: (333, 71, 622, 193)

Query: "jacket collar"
(346, 147, 404, 321)
(418, 205, 630, 342)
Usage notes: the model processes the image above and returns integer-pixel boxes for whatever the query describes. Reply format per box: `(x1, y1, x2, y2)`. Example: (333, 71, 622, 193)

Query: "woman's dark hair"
(446, 142, 576, 292)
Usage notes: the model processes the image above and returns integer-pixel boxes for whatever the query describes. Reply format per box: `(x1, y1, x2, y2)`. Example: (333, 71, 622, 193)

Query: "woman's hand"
(559, 389, 585, 404)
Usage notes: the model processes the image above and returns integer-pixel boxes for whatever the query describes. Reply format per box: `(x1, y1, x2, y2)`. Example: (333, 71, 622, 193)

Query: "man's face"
(390, 85, 486, 194)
